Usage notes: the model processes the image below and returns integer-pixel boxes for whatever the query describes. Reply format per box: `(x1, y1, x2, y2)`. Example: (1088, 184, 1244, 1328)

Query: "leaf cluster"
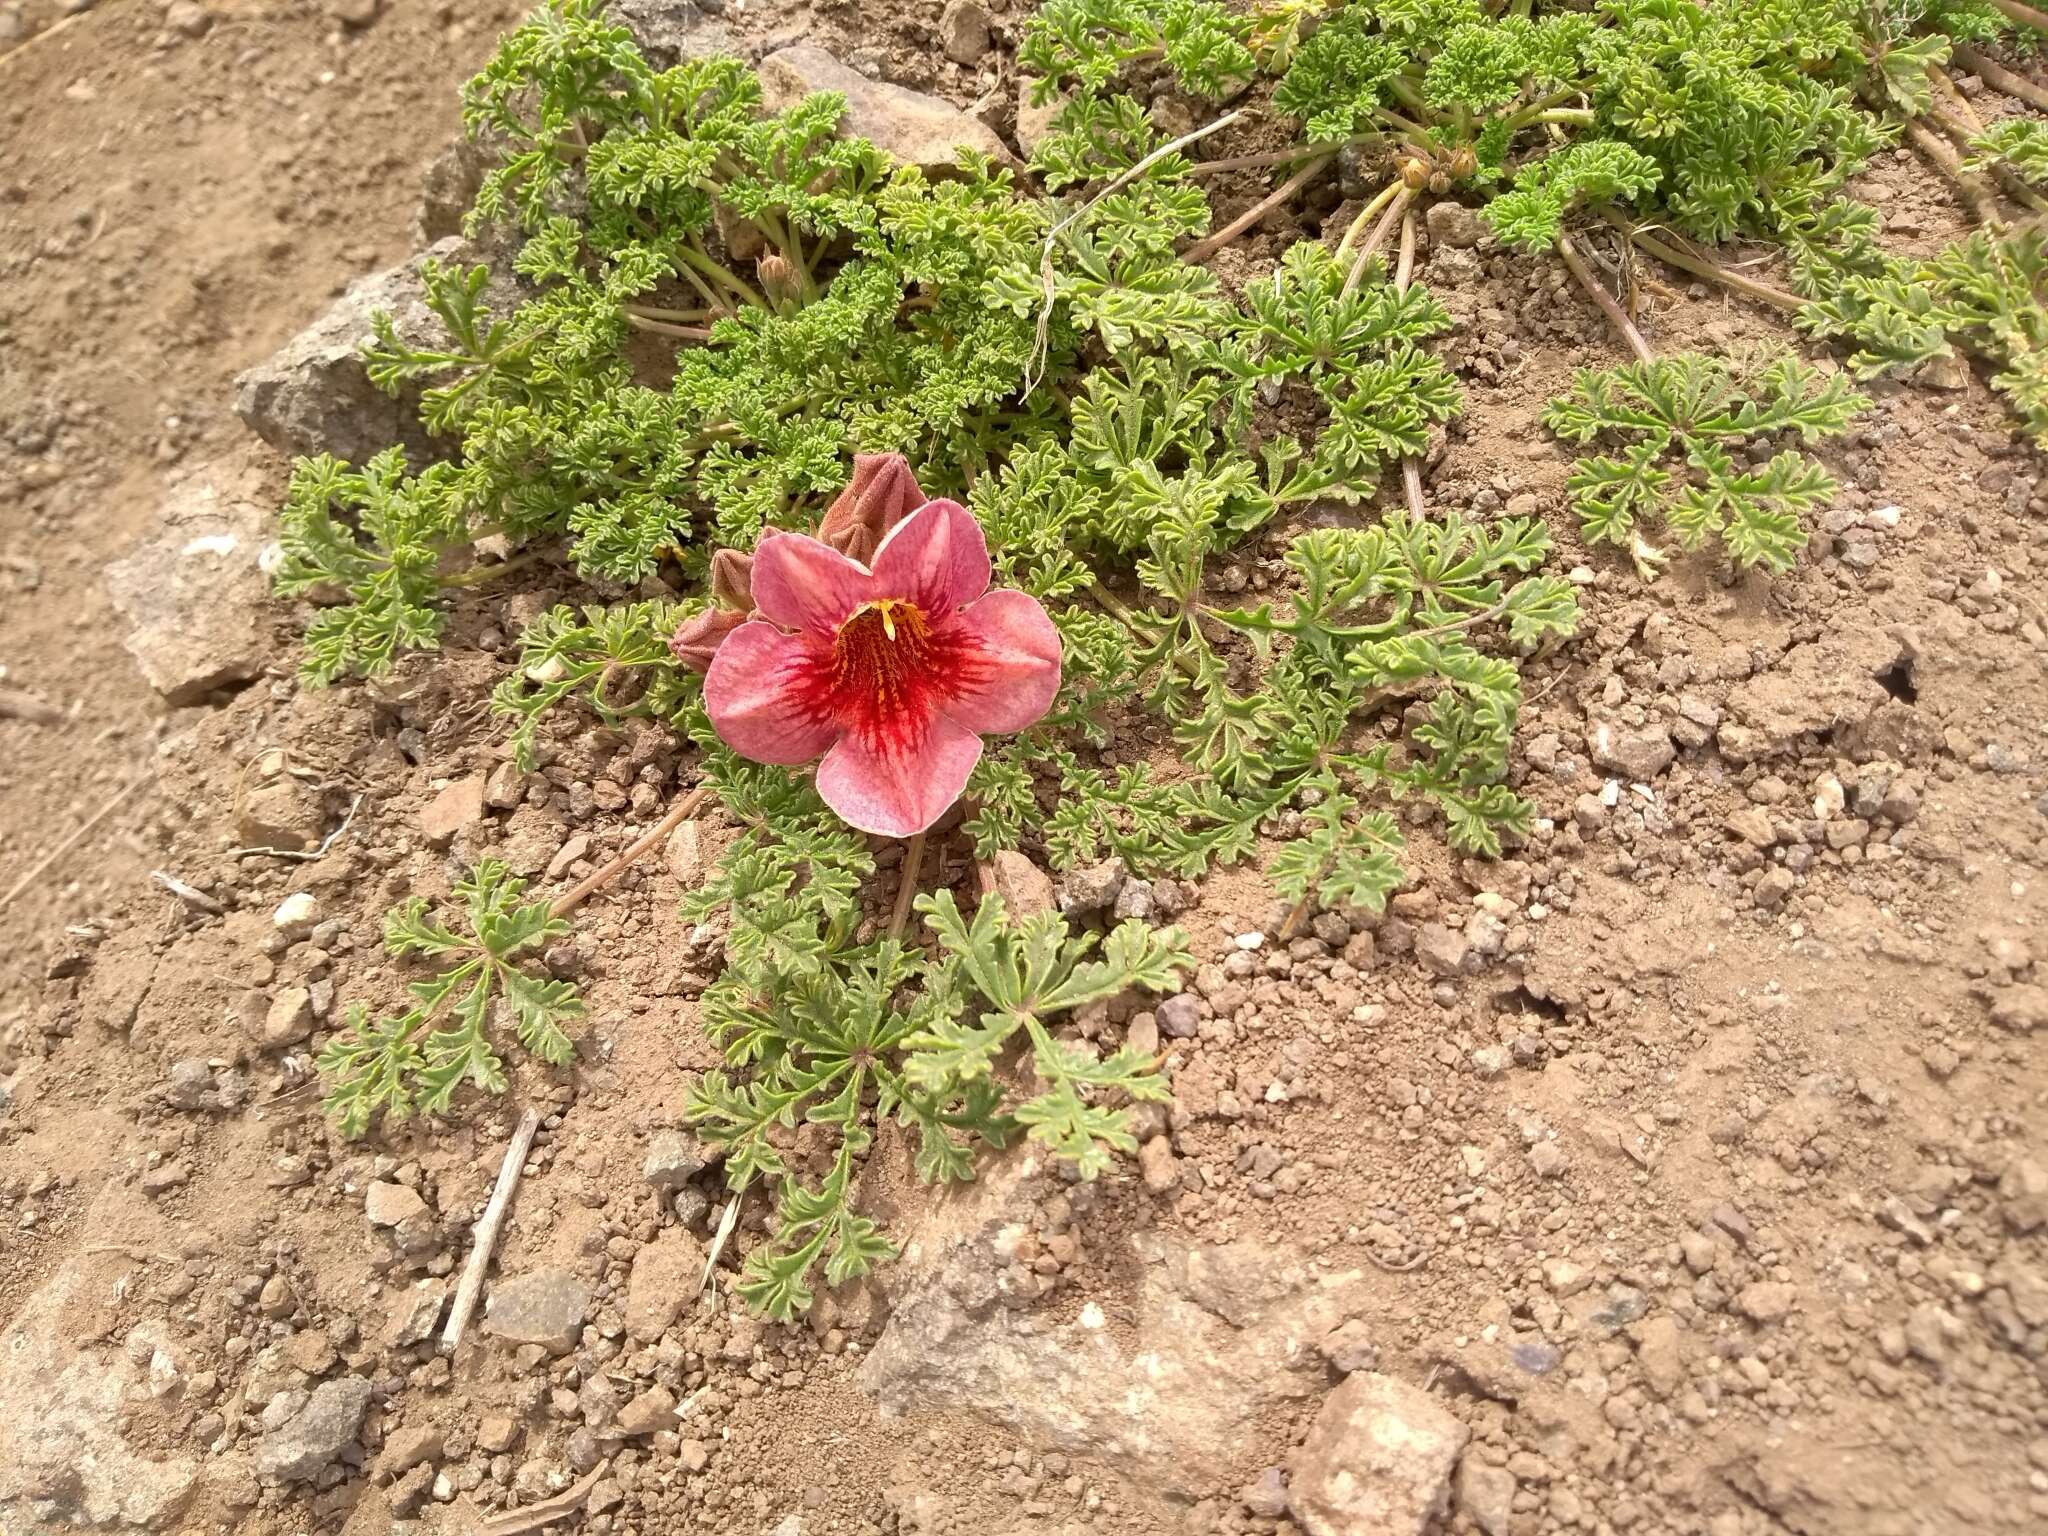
(318, 861, 583, 1137)
(1542, 353, 1867, 573)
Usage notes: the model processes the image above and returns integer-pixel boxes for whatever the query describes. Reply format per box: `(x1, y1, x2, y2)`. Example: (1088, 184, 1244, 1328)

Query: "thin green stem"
(446, 550, 547, 588)
(1341, 186, 1414, 297)
(889, 833, 926, 940)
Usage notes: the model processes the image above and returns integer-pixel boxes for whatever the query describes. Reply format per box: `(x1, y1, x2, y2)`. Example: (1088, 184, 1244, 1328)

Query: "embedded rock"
(861, 1151, 1371, 1497)
(234, 236, 515, 465)
(0, 1262, 199, 1529)
(257, 1375, 374, 1481)
(758, 46, 1017, 176)
(609, 0, 742, 66)
(483, 1267, 590, 1354)
(104, 476, 267, 705)
(626, 1231, 703, 1343)
(1286, 1372, 1468, 1536)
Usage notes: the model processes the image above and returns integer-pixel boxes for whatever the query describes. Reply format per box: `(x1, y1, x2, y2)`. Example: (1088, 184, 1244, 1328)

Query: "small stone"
(365, 1181, 429, 1228)
(164, 1059, 215, 1111)
(1735, 1282, 1795, 1324)
(626, 1232, 703, 1344)
(483, 1268, 590, 1355)
(1542, 1258, 1591, 1297)
(1243, 1466, 1289, 1519)
(1320, 1319, 1376, 1374)
(420, 776, 486, 848)
(256, 1375, 372, 1482)
(485, 760, 528, 811)
(259, 988, 315, 1050)
(385, 1281, 447, 1348)
(1999, 1159, 2047, 1234)
(1679, 1231, 1717, 1275)
(983, 850, 1056, 919)
(1633, 1314, 1684, 1399)
(1586, 719, 1674, 781)
(643, 1131, 710, 1189)
(1055, 857, 1127, 916)
(326, 0, 378, 25)
(1155, 993, 1202, 1038)
(1528, 1141, 1566, 1178)
(678, 1438, 712, 1473)
(1287, 1372, 1468, 1536)
(937, 0, 991, 64)
(615, 1384, 679, 1437)
(1415, 923, 1470, 978)
(380, 1423, 443, 1474)
(1991, 985, 2048, 1033)
(272, 891, 319, 938)
(164, 0, 209, 36)
(105, 478, 267, 704)
(1137, 1136, 1179, 1195)
(1453, 1459, 1515, 1536)
(476, 1415, 519, 1454)
(1753, 867, 1797, 912)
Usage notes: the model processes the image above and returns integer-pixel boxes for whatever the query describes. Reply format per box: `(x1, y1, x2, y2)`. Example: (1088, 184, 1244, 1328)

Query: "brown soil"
(3, 5, 2047, 1536)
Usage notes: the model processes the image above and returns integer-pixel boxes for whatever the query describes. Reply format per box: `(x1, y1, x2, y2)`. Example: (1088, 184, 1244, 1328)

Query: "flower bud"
(757, 253, 799, 304)
(669, 606, 750, 674)
(1400, 156, 1431, 191)
(1448, 146, 1478, 180)
(709, 547, 755, 611)
(818, 453, 927, 565)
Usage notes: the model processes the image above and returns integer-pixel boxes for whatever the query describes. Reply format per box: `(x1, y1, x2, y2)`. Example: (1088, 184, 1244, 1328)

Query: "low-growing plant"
(318, 861, 584, 1137)
(1542, 354, 1868, 576)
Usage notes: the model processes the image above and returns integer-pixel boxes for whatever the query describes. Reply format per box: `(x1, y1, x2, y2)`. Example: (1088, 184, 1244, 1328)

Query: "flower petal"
(816, 711, 982, 838)
(935, 589, 1063, 734)
(702, 621, 840, 766)
(870, 498, 990, 613)
(749, 530, 874, 634)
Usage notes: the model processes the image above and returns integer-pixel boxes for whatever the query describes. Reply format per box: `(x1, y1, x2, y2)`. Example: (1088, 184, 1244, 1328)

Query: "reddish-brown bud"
(817, 452, 927, 565)
(709, 547, 755, 611)
(669, 606, 750, 674)
(1400, 156, 1431, 191)
(757, 253, 798, 303)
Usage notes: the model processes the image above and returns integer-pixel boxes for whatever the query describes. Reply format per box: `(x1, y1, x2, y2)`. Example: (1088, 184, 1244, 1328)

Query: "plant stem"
(1335, 178, 1403, 256)
(1597, 209, 1803, 311)
(1989, 0, 2048, 32)
(1393, 207, 1428, 521)
(1557, 230, 1655, 364)
(1184, 152, 1336, 264)
(625, 302, 716, 323)
(1898, 113, 2001, 224)
(626, 314, 715, 341)
(888, 831, 926, 939)
(1341, 186, 1414, 297)
(1953, 44, 2048, 115)
(446, 550, 548, 588)
(1929, 63, 1987, 133)
(1528, 107, 1595, 126)
(1191, 139, 1376, 176)
(552, 786, 711, 917)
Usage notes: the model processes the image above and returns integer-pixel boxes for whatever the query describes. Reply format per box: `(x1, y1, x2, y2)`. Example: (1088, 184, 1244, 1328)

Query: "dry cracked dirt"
(2, 3, 2047, 1536)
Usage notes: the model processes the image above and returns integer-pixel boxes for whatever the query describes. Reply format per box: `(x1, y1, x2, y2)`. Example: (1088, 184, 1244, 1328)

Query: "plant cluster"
(291, 0, 2048, 1310)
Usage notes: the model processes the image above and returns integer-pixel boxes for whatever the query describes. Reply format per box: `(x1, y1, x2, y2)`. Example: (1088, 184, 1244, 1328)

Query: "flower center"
(832, 598, 935, 714)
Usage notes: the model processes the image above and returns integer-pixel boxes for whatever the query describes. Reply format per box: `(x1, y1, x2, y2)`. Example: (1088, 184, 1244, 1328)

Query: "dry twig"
(0, 771, 156, 917)
(441, 1106, 543, 1355)
(550, 785, 710, 916)
(477, 1460, 613, 1536)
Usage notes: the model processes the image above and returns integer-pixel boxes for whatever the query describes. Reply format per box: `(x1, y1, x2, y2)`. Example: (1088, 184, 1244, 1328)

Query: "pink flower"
(703, 497, 1062, 838)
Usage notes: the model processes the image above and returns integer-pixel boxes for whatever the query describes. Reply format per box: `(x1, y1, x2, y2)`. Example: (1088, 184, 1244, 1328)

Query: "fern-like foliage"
(1543, 353, 1867, 574)
(318, 862, 583, 1137)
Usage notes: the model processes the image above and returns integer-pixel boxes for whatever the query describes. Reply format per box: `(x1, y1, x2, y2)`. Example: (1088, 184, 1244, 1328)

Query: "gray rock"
(256, 1375, 373, 1482)
(1286, 1373, 1468, 1536)
(104, 477, 267, 705)
(164, 1059, 216, 1111)
(0, 1261, 198, 1529)
(758, 46, 1018, 176)
(412, 135, 489, 245)
(384, 1280, 447, 1348)
(365, 1180, 429, 1227)
(1155, 993, 1202, 1038)
(234, 236, 515, 466)
(643, 1130, 710, 1189)
(483, 1267, 589, 1354)
(608, 0, 741, 67)
(861, 1150, 1375, 1497)
(1015, 74, 1064, 158)
(1055, 856, 1127, 916)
